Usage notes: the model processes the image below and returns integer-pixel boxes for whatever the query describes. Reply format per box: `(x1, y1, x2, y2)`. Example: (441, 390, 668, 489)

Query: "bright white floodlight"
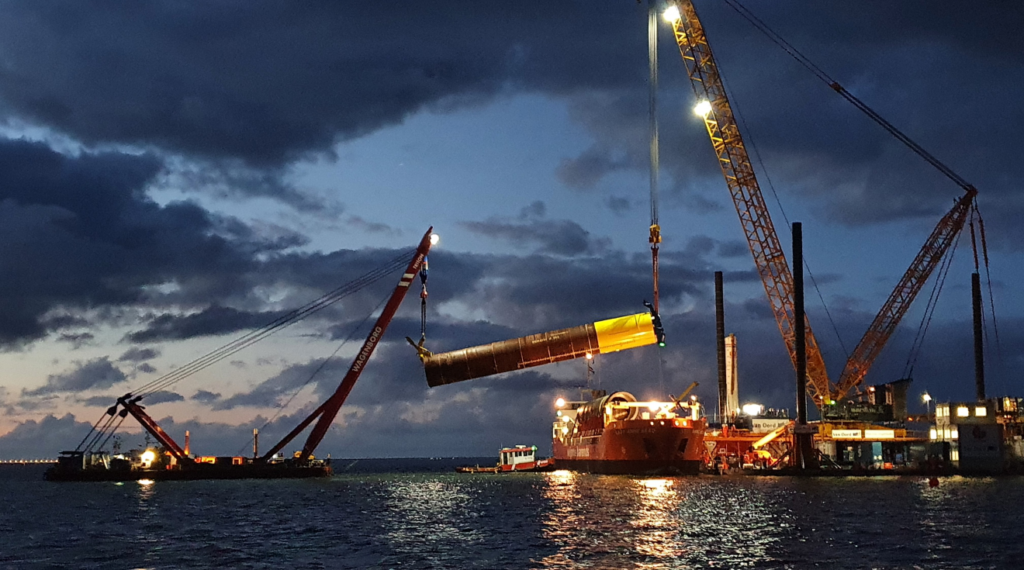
(429, 233, 440, 246)
(742, 403, 764, 417)
(694, 100, 712, 118)
(662, 5, 681, 23)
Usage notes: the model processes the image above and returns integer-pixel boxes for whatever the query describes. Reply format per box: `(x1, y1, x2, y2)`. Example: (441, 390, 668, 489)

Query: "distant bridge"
(0, 459, 56, 464)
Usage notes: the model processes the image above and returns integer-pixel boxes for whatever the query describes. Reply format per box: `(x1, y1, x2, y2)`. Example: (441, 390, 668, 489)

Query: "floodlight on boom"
(694, 100, 712, 118)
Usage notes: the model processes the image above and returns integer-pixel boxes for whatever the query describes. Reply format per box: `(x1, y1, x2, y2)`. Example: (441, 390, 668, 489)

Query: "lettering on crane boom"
(352, 327, 383, 372)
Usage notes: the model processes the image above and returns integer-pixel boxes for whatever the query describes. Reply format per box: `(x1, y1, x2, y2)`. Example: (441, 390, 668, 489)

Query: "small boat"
(499, 445, 556, 472)
(455, 445, 555, 474)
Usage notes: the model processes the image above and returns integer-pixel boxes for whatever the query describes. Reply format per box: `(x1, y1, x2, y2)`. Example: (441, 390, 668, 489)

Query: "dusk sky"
(1, 1, 1021, 459)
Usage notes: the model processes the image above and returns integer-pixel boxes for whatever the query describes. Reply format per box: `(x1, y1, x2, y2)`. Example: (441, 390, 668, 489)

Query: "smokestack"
(715, 271, 727, 423)
(725, 334, 739, 419)
(972, 272, 985, 401)
(253, 428, 259, 459)
(184, 430, 190, 456)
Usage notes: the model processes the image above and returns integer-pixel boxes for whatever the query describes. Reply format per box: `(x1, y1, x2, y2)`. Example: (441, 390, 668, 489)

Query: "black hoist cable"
(419, 256, 429, 342)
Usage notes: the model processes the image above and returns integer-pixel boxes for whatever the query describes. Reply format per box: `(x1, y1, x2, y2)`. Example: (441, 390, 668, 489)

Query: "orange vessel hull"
(552, 391, 705, 475)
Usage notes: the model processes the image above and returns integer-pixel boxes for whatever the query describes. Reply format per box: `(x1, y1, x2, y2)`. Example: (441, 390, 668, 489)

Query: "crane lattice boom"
(834, 190, 976, 399)
(668, 0, 835, 405)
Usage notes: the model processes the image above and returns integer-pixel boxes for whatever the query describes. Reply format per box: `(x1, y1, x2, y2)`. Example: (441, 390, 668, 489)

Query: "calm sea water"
(2, 460, 1023, 569)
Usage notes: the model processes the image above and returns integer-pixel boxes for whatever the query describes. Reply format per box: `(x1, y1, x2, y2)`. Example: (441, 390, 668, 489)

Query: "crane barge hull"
(44, 451, 332, 482)
(44, 462, 332, 482)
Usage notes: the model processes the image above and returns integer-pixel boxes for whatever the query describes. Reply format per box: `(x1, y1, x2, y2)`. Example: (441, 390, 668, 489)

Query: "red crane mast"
(278, 227, 435, 462)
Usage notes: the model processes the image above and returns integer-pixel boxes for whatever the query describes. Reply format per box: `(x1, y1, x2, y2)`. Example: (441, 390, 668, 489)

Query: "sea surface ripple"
(2, 462, 1023, 569)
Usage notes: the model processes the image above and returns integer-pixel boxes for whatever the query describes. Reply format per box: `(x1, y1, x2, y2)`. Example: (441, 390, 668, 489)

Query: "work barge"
(46, 229, 438, 482)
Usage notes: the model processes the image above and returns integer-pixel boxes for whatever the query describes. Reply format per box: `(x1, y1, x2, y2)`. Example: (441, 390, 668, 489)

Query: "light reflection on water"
(539, 472, 786, 568)
(383, 478, 482, 554)
(4, 467, 1024, 569)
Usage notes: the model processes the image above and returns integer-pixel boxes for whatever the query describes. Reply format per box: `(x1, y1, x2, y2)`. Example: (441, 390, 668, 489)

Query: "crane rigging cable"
(77, 249, 416, 452)
(721, 0, 976, 195)
(719, 0, 1004, 362)
(901, 225, 963, 378)
(974, 208, 1001, 356)
(648, 0, 662, 314)
(133, 249, 414, 397)
(235, 289, 392, 457)
(722, 66, 850, 360)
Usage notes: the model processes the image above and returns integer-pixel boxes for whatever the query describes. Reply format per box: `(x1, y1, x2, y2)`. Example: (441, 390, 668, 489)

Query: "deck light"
(429, 233, 440, 246)
(741, 403, 763, 416)
(555, 398, 566, 409)
(662, 5, 680, 23)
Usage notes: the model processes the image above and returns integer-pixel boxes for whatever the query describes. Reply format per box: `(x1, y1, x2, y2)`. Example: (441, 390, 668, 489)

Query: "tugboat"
(455, 445, 555, 474)
(551, 383, 706, 475)
(498, 445, 556, 472)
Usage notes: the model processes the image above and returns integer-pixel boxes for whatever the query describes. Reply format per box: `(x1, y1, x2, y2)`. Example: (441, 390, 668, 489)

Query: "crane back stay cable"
(233, 290, 392, 457)
(134, 249, 414, 397)
(721, 0, 1002, 370)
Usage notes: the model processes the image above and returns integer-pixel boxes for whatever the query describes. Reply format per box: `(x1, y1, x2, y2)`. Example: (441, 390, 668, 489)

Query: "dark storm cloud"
(56, 332, 94, 348)
(75, 389, 181, 407)
(191, 390, 221, 403)
(141, 391, 185, 406)
(0, 138, 390, 349)
(0, 139, 306, 347)
(461, 218, 611, 257)
(0, 1, 648, 169)
(78, 395, 118, 408)
(0, 414, 88, 459)
(212, 358, 350, 411)
(606, 196, 633, 215)
(118, 347, 160, 363)
(556, 146, 634, 190)
(717, 240, 748, 259)
(346, 216, 399, 236)
(0, 0, 1015, 245)
(459, 200, 613, 257)
(22, 357, 127, 396)
(125, 306, 293, 343)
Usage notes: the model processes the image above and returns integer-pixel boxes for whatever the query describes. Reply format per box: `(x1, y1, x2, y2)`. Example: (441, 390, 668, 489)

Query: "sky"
(1, 0, 1022, 459)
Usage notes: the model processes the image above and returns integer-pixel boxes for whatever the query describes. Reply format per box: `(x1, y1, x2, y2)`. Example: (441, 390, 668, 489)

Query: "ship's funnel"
(424, 312, 657, 387)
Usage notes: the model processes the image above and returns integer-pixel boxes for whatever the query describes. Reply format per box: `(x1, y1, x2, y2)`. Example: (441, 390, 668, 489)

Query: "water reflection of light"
(631, 478, 682, 561)
(137, 479, 154, 486)
(536, 475, 790, 568)
(640, 478, 673, 494)
(548, 469, 575, 487)
(383, 477, 481, 561)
